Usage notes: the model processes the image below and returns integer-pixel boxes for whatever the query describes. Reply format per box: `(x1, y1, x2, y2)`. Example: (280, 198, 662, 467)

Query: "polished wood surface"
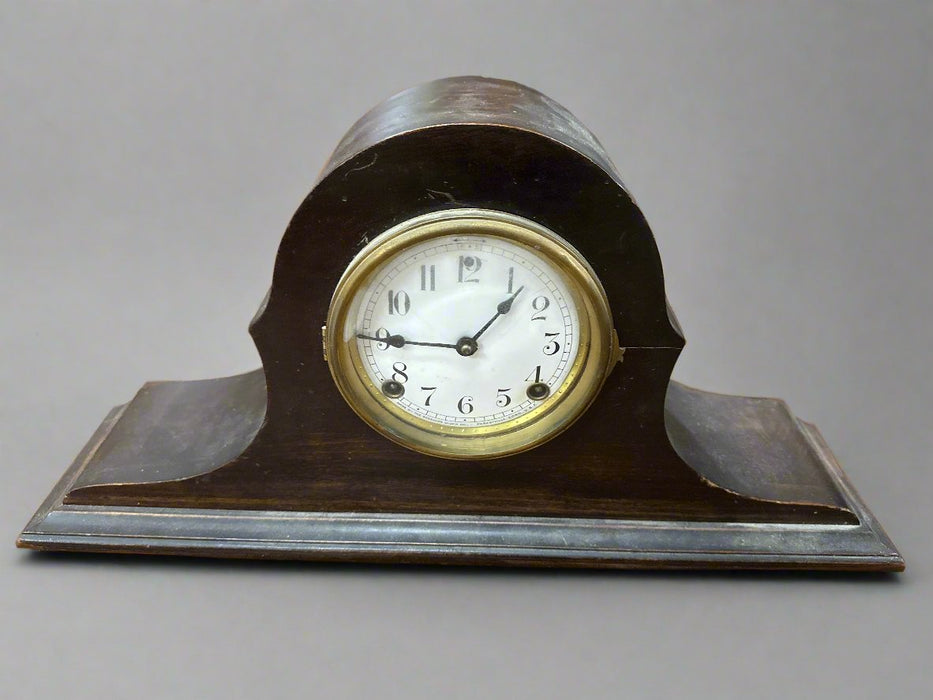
(63, 78, 855, 525)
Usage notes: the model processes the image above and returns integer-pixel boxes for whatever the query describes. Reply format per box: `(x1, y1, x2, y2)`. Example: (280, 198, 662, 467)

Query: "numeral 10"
(387, 290, 410, 315)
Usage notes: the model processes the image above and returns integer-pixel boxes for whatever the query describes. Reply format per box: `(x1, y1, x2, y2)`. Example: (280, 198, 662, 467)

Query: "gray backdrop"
(2, 2, 930, 698)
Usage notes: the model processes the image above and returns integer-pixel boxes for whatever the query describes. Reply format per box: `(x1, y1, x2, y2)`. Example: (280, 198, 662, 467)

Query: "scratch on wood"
(426, 188, 458, 203)
(344, 152, 378, 179)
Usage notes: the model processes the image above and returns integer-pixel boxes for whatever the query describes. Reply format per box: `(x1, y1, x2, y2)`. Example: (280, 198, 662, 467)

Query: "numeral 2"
(531, 295, 549, 321)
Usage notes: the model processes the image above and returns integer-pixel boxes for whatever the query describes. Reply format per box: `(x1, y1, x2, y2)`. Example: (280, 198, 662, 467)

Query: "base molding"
(18, 418, 903, 571)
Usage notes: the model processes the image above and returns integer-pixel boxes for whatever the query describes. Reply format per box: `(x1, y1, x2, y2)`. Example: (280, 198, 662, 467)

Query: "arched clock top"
(251, 78, 685, 385)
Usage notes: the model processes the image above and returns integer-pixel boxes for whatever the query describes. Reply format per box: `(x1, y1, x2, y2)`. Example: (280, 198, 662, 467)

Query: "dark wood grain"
(63, 78, 856, 526)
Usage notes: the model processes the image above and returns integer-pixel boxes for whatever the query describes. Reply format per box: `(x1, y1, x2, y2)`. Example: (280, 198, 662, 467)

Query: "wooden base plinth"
(18, 382, 903, 571)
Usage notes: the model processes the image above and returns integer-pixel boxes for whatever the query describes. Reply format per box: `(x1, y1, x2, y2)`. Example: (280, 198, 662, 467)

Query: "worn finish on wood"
(18, 76, 903, 569)
(63, 356, 857, 524)
(17, 389, 902, 570)
(62, 78, 852, 523)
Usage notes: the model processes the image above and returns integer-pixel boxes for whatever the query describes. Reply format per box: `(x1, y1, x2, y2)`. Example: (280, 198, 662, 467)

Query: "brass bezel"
(325, 209, 618, 460)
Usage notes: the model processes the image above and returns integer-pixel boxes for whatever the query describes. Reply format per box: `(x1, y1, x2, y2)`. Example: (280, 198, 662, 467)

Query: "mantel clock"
(19, 77, 903, 571)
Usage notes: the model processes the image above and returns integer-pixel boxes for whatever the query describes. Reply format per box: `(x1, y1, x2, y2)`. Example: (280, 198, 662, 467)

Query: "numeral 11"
(420, 264, 436, 291)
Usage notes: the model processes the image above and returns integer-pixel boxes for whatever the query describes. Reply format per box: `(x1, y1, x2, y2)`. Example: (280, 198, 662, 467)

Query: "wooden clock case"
(19, 77, 903, 571)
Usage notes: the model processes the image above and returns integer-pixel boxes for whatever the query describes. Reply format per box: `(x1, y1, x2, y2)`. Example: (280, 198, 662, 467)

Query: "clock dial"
(351, 235, 580, 427)
(325, 209, 617, 460)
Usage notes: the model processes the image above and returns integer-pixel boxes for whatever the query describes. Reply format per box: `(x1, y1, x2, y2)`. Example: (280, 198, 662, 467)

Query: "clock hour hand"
(471, 285, 525, 342)
(356, 332, 458, 350)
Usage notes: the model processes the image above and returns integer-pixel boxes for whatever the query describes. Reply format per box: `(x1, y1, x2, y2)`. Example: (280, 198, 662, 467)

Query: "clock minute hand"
(471, 285, 525, 342)
(355, 332, 458, 350)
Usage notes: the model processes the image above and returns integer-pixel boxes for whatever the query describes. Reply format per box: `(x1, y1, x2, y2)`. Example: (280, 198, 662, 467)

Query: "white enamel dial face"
(346, 234, 580, 427)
